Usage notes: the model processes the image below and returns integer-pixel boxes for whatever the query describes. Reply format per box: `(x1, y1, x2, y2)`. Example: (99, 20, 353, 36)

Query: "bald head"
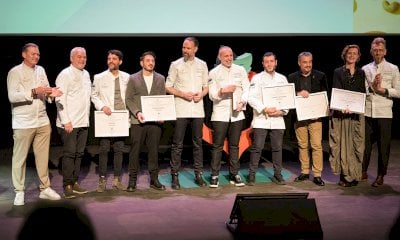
(218, 46, 233, 68)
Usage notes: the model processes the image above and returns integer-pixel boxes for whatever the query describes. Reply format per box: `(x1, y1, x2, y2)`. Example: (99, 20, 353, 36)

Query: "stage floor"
(0, 140, 399, 240)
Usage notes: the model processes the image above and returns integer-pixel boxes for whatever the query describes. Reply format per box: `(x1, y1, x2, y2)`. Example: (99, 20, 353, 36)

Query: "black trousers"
(98, 137, 126, 177)
(58, 127, 88, 187)
(170, 118, 203, 174)
(249, 128, 284, 177)
(128, 123, 162, 185)
(210, 120, 243, 176)
(363, 117, 392, 176)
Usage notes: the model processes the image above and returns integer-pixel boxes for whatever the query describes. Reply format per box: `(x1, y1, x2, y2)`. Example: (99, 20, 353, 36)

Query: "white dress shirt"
(7, 63, 51, 129)
(165, 57, 209, 118)
(208, 63, 250, 122)
(248, 71, 288, 129)
(55, 65, 92, 128)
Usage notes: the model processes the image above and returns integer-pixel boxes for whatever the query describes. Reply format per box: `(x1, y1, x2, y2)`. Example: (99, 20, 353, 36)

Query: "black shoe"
(150, 178, 166, 191)
(195, 173, 206, 187)
(313, 177, 325, 186)
(271, 175, 286, 185)
(294, 173, 309, 182)
(209, 176, 219, 188)
(230, 174, 245, 187)
(171, 173, 180, 190)
(350, 180, 358, 186)
(247, 174, 255, 186)
(126, 185, 136, 192)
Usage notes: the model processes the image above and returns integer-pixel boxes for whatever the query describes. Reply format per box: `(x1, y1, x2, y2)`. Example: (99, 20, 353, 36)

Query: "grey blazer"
(125, 70, 166, 124)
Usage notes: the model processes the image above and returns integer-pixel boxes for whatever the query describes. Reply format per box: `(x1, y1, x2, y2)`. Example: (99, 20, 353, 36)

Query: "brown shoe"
(338, 180, 351, 187)
(371, 175, 384, 187)
(361, 172, 368, 182)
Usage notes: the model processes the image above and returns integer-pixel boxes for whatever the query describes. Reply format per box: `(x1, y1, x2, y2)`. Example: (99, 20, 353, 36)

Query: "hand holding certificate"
(95, 110, 130, 137)
(295, 91, 329, 121)
(141, 95, 177, 122)
(330, 88, 366, 114)
(262, 83, 296, 109)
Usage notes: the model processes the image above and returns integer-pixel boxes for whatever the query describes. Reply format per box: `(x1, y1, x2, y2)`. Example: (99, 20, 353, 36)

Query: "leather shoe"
(150, 179, 166, 191)
(271, 175, 286, 185)
(371, 175, 384, 187)
(294, 173, 309, 182)
(338, 180, 351, 187)
(361, 172, 368, 182)
(313, 177, 325, 186)
(126, 185, 136, 192)
(195, 173, 206, 187)
(171, 173, 180, 190)
(350, 180, 358, 186)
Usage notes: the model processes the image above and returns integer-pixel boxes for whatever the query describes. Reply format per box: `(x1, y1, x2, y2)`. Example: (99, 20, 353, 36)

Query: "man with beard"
(91, 49, 130, 192)
(125, 51, 166, 191)
(165, 37, 209, 189)
(247, 52, 289, 185)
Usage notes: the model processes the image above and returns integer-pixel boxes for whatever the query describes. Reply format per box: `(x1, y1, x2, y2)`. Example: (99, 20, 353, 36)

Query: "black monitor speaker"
(226, 193, 323, 240)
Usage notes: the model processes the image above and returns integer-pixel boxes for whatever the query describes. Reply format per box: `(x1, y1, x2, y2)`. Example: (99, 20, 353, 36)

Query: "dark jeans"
(128, 123, 162, 185)
(211, 120, 243, 176)
(57, 127, 88, 187)
(249, 128, 284, 177)
(98, 137, 126, 177)
(170, 118, 203, 174)
(363, 117, 392, 176)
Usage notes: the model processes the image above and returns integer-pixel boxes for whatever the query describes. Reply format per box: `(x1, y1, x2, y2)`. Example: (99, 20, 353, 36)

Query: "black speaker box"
(229, 194, 323, 240)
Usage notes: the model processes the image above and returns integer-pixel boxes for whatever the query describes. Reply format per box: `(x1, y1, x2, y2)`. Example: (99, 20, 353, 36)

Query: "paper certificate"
(262, 83, 296, 109)
(94, 110, 130, 137)
(141, 95, 177, 122)
(295, 91, 330, 121)
(330, 88, 366, 114)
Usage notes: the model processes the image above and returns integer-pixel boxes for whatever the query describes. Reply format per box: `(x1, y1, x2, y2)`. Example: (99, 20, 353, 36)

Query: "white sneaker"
(14, 192, 25, 206)
(39, 187, 61, 200)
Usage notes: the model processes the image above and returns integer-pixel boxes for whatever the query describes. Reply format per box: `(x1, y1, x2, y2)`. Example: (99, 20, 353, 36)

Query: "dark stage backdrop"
(1, 35, 399, 148)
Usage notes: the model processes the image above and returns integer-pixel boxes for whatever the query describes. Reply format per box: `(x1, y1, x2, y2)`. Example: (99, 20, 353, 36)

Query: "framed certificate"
(262, 83, 296, 109)
(141, 95, 177, 122)
(330, 88, 366, 114)
(295, 91, 330, 121)
(94, 110, 130, 137)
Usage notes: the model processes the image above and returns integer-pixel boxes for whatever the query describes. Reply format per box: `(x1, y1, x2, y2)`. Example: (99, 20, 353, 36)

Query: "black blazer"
(288, 69, 329, 96)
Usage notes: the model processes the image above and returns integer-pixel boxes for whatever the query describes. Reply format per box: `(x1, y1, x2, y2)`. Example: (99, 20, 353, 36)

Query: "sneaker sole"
(72, 190, 88, 194)
(64, 194, 76, 199)
(150, 185, 166, 191)
(39, 195, 61, 200)
(229, 181, 245, 187)
(209, 184, 219, 188)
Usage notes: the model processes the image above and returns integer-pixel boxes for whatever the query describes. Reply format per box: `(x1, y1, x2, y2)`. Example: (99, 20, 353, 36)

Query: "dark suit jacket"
(125, 70, 166, 124)
(288, 69, 329, 95)
(287, 69, 329, 122)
